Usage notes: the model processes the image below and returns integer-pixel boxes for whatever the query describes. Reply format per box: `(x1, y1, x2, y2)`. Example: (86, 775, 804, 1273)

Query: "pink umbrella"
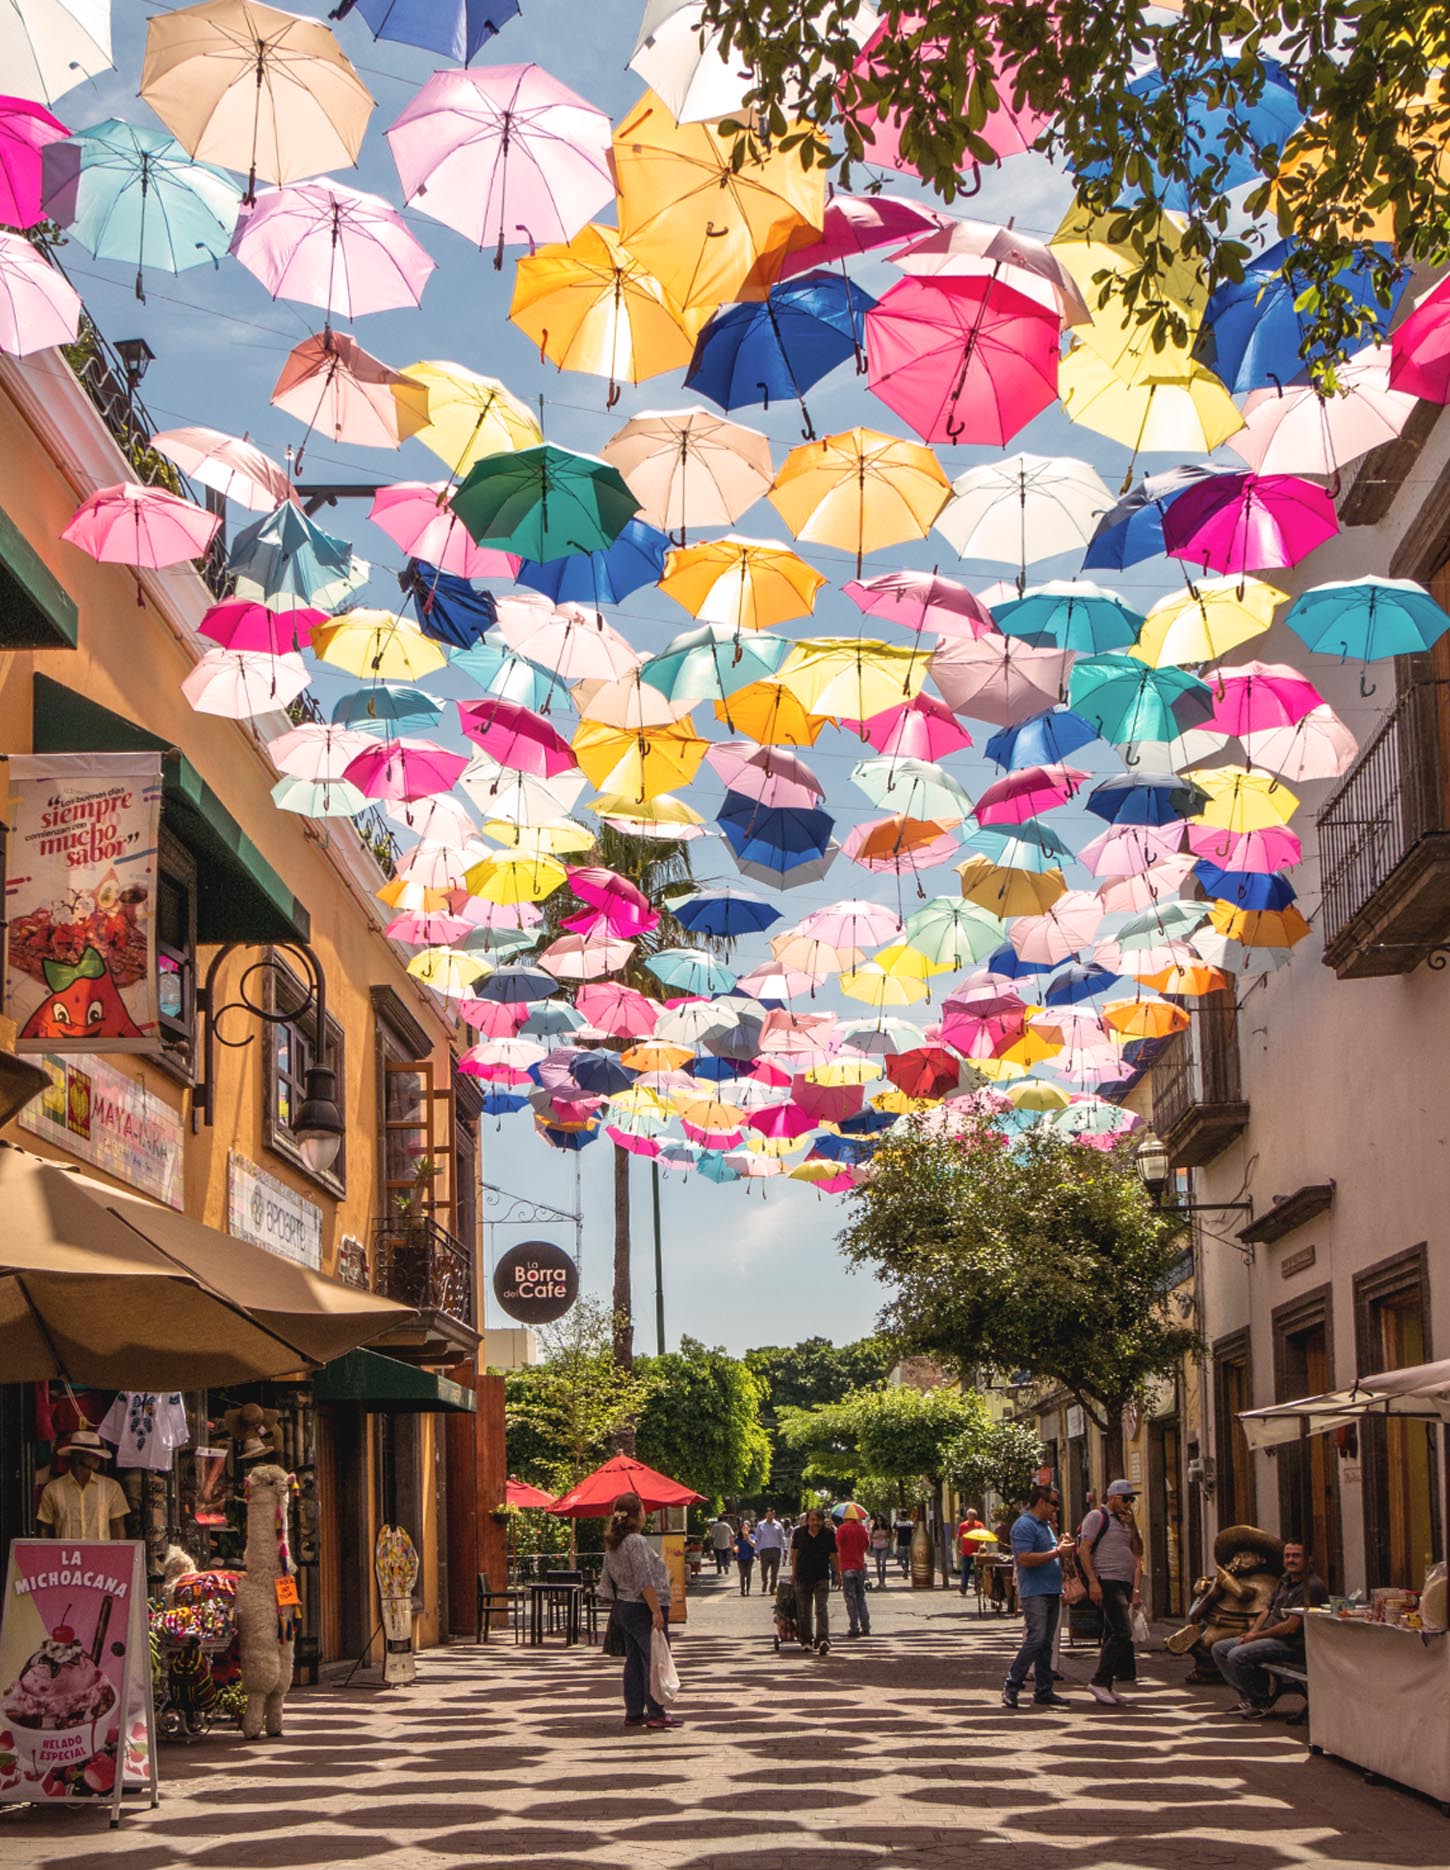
(344, 737, 469, 801)
(271, 330, 429, 459)
(200, 598, 322, 654)
(1162, 472, 1339, 575)
(943, 974, 1025, 1020)
(231, 178, 435, 319)
(1242, 705, 1357, 782)
(385, 908, 471, 945)
(181, 649, 310, 718)
(575, 982, 661, 1037)
(928, 633, 1071, 725)
(1079, 821, 1185, 878)
(450, 895, 542, 932)
(151, 425, 293, 512)
(791, 1079, 865, 1123)
(496, 601, 641, 687)
(386, 64, 614, 266)
(843, 568, 996, 640)
(1207, 661, 1323, 736)
(457, 696, 577, 777)
(538, 933, 634, 980)
(843, 695, 972, 762)
(777, 192, 948, 279)
(63, 482, 222, 603)
(737, 960, 824, 1003)
(0, 229, 82, 355)
(1185, 823, 1303, 872)
(1009, 893, 1104, 966)
(705, 740, 824, 808)
(976, 762, 1089, 826)
(564, 865, 659, 939)
(0, 96, 69, 229)
(748, 1104, 815, 1140)
(369, 482, 521, 579)
(458, 997, 529, 1036)
(866, 275, 1060, 445)
(1095, 855, 1197, 914)
(798, 900, 902, 950)
(1390, 274, 1450, 401)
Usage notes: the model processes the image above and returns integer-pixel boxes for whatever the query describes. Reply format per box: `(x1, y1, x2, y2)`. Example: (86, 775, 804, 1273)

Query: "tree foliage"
(634, 1335, 773, 1504)
(837, 1117, 1198, 1462)
(502, 1298, 656, 1492)
(743, 1334, 896, 1508)
(698, 0, 1444, 370)
(779, 1381, 989, 1492)
(943, 1418, 1046, 1513)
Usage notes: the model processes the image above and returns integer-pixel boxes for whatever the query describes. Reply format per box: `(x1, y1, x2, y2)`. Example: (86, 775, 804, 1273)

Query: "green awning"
(313, 1349, 476, 1414)
(32, 675, 309, 945)
(0, 507, 78, 649)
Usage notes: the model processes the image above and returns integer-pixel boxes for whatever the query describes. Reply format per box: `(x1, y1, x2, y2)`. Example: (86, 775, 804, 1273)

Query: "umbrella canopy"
(935, 452, 1111, 568)
(1133, 576, 1283, 668)
(202, 596, 320, 653)
(2, 0, 111, 106)
(659, 534, 825, 633)
(843, 568, 994, 642)
(405, 358, 543, 476)
(370, 481, 517, 579)
(602, 407, 773, 539)
(517, 517, 668, 607)
(314, 609, 448, 682)
(387, 62, 613, 263)
(768, 426, 951, 574)
(152, 425, 292, 512)
(993, 581, 1143, 654)
(140, 0, 374, 201)
(229, 496, 363, 608)
(505, 1475, 555, 1509)
(1162, 472, 1339, 575)
(0, 94, 70, 229)
(1201, 238, 1404, 394)
(1282, 576, 1450, 664)
(686, 269, 875, 433)
(1069, 654, 1211, 749)
(182, 649, 309, 717)
(63, 481, 221, 569)
(929, 634, 1071, 727)
(1059, 344, 1243, 468)
(0, 227, 82, 356)
(271, 329, 430, 456)
(231, 175, 434, 318)
(343, 0, 517, 62)
(777, 189, 947, 279)
(549, 1452, 704, 1516)
(1389, 273, 1450, 402)
(453, 443, 639, 562)
(1225, 352, 1417, 476)
(891, 217, 1091, 324)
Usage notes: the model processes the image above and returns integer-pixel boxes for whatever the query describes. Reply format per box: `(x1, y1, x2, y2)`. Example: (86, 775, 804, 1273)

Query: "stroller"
(772, 1577, 799, 1651)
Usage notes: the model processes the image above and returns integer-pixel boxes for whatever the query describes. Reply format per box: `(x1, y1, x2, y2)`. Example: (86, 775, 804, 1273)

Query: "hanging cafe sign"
(491, 1240, 579, 1325)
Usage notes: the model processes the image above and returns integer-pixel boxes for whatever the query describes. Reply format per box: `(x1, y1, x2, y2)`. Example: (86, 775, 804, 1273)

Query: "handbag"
(602, 1607, 626, 1656)
(1131, 1603, 1152, 1648)
(1062, 1565, 1087, 1606)
(649, 1626, 681, 1704)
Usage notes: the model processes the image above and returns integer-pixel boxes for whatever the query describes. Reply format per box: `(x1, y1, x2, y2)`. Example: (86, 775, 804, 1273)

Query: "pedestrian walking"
(893, 1510, 913, 1578)
(599, 1491, 681, 1730)
(956, 1505, 985, 1595)
(1002, 1483, 1076, 1710)
(753, 1507, 786, 1595)
(869, 1514, 891, 1589)
(1078, 1479, 1144, 1706)
(709, 1513, 734, 1573)
(790, 1506, 840, 1654)
(736, 1519, 757, 1595)
(836, 1508, 871, 1637)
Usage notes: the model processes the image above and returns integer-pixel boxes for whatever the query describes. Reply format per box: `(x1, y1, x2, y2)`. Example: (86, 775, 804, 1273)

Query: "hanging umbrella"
(454, 442, 639, 562)
(386, 63, 613, 264)
(642, 621, 789, 711)
(2, 0, 111, 106)
(1200, 238, 1404, 394)
(1389, 273, 1450, 402)
(140, 0, 374, 202)
(717, 793, 834, 881)
(572, 719, 709, 802)
(779, 636, 927, 719)
(152, 425, 291, 512)
(1069, 654, 1211, 752)
(463, 849, 568, 904)
(63, 482, 221, 602)
(958, 854, 1066, 919)
(798, 900, 903, 951)
(1086, 772, 1207, 828)
(708, 740, 823, 807)
(975, 762, 1088, 825)
(1134, 576, 1284, 669)
(338, 0, 517, 63)
(343, 737, 468, 802)
(645, 948, 737, 996)
(369, 482, 517, 579)
(1008, 892, 1105, 967)
(845, 694, 972, 762)
(1162, 472, 1339, 575)
(985, 704, 1099, 770)
(601, 407, 773, 540)
(961, 821, 1072, 872)
(573, 667, 696, 732)
(1282, 576, 1450, 668)
(992, 581, 1144, 654)
(1193, 862, 1298, 912)
(1225, 352, 1416, 477)
(494, 599, 639, 695)
(1242, 705, 1358, 782)
(1082, 465, 1228, 572)
(230, 176, 433, 319)
(516, 517, 668, 607)
(851, 755, 970, 823)
(335, 683, 446, 734)
(201, 596, 320, 653)
(658, 534, 825, 633)
(1059, 345, 1243, 479)
(229, 497, 363, 607)
(0, 228, 81, 355)
(405, 359, 543, 478)
(0, 94, 69, 229)
(928, 634, 1071, 727)
(935, 452, 1111, 570)
(510, 222, 695, 405)
(629, 0, 752, 125)
(843, 816, 961, 877)
(844, 574, 992, 653)
(777, 190, 948, 279)
(1079, 822, 1185, 879)
(313, 610, 448, 685)
(613, 88, 825, 314)
(768, 426, 951, 575)
(270, 720, 379, 780)
(1206, 661, 1323, 736)
(182, 648, 310, 717)
(866, 274, 1061, 445)
(686, 270, 876, 437)
(272, 773, 367, 818)
(458, 698, 576, 777)
(1186, 766, 1300, 835)
(901, 897, 1005, 968)
(40, 119, 241, 302)
(271, 330, 429, 460)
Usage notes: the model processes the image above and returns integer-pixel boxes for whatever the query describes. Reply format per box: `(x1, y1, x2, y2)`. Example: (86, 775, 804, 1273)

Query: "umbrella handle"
(961, 162, 983, 198)
(1360, 671, 1377, 698)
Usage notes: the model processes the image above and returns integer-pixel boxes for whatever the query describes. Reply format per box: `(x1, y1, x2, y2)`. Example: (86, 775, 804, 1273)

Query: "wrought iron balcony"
(373, 1214, 474, 1327)
(1152, 991, 1249, 1168)
(1318, 680, 1450, 978)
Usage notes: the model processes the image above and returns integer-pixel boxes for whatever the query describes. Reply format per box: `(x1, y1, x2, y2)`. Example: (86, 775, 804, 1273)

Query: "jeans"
(758, 1548, 781, 1593)
(1092, 1578, 1137, 1687)
(738, 1557, 754, 1595)
(1006, 1593, 1061, 1701)
(896, 1543, 911, 1577)
(841, 1569, 870, 1633)
(712, 1545, 730, 1572)
(874, 1548, 889, 1587)
(795, 1577, 831, 1646)
(1211, 1634, 1300, 1705)
(960, 1553, 975, 1594)
(614, 1600, 663, 1721)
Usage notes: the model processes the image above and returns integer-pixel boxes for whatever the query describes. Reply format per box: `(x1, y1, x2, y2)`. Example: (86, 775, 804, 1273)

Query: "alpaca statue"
(232, 1464, 300, 1740)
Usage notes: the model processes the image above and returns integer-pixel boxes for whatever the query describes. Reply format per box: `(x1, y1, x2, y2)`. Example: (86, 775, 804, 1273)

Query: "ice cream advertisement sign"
(0, 1542, 157, 1824)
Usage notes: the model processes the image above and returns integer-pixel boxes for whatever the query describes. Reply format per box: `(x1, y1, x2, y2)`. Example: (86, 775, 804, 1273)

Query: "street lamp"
(1135, 1130, 1252, 1218)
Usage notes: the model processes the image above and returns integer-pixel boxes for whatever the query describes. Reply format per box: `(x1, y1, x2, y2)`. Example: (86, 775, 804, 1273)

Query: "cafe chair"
(477, 1570, 524, 1644)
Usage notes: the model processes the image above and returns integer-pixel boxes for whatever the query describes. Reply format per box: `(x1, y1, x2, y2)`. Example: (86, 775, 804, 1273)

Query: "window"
(1213, 1331, 1256, 1529)
(1356, 1248, 1440, 1590)
(154, 828, 197, 1073)
(263, 951, 345, 1196)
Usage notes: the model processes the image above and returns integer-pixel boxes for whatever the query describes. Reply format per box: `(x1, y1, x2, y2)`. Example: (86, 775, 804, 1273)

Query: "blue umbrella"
(333, 685, 444, 735)
(1199, 240, 1405, 394)
(690, 1055, 749, 1082)
(537, 1121, 599, 1151)
(470, 964, 559, 1003)
(1283, 577, 1450, 675)
(535, 1047, 635, 1096)
(992, 581, 1144, 653)
(984, 943, 1048, 982)
(333, 0, 518, 62)
(1193, 862, 1297, 910)
(836, 1108, 898, 1136)
(960, 822, 1073, 869)
(1082, 466, 1225, 572)
(1043, 963, 1124, 1007)
(985, 705, 1099, 770)
(697, 1153, 741, 1183)
(685, 270, 876, 437)
(1085, 773, 1207, 827)
(644, 948, 738, 996)
(229, 500, 360, 608)
(810, 1134, 877, 1166)
(675, 889, 782, 938)
(451, 639, 554, 710)
(405, 563, 498, 648)
(515, 518, 668, 606)
(480, 1088, 529, 1116)
(716, 792, 835, 881)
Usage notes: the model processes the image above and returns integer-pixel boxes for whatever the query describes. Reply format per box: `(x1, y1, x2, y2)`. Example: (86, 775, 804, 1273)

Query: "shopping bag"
(1131, 1604, 1152, 1649)
(649, 1626, 681, 1704)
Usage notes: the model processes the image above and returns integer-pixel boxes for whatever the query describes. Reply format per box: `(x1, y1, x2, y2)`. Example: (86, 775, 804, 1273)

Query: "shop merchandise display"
(232, 1465, 299, 1740)
(98, 1394, 190, 1472)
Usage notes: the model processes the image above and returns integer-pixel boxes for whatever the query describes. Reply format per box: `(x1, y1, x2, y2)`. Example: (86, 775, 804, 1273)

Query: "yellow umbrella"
(1133, 576, 1285, 668)
(713, 678, 831, 746)
(996, 1027, 1062, 1068)
(805, 1057, 882, 1086)
(972, 1056, 1029, 1082)
(1102, 998, 1191, 1040)
(1187, 766, 1300, 833)
(790, 1158, 845, 1185)
(1269, 82, 1450, 246)
(1060, 345, 1242, 480)
(839, 965, 928, 1009)
(778, 636, 928, 718)
(613, 89, 825, 317)
(509, 224, 695, 403)
(140, 0, 373, 200)
(873, 1089, 937, 1115)
(958, 856, 1067, 918)
(572, 719, 711, 801)
(1208, 902, 1312, 948)
(403, 360, 542, 478)
(376, 876, 448, 913)
(872, 943, 952, 981)
(589, 790, 706, 831)
(769, 427, 952, 574)
(312, 610, 448, 681)
(621, 1041, 693, 1072)
(745, 1132, 805, 1159)
(678, 1095, 747, 1131)
(462, 850, 569, 903)
(658, 535, 827, 632)
(1049, 203, 1207, 371)
(1005, 1080, 1072, 1110)
(482, 817, 594, 856)
(406, 946, 489, 996)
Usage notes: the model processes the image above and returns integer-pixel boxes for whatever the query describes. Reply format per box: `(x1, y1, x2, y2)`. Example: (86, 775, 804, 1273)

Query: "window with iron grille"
(263, 950, 346, 1196)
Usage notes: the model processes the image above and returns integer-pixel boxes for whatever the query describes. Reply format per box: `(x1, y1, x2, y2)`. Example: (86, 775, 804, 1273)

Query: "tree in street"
(635, 1335, 773, 1504)
(502, 1297, 656, 1494)
(942, 1418, 1046, 1518)
(743, 1333, 896, 1509)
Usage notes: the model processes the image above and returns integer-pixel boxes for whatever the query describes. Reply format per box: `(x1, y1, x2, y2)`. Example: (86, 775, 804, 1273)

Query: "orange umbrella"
(768, 426, 952, 574)
(271, 330, 428, 461)
(713, 678, 831, 746)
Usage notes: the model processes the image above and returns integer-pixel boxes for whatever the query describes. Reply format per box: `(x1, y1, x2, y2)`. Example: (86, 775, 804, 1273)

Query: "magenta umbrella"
(63, 481, 221, 603)
(976, 762, 1089, 826)
(1162, 472, 1339, 575)
(844, 568, 995, 640)
(370, 481, 522, 579)
(344, 737, 469, 801)
(563, 865, 659, 938)
(0, 228, 82, 356)
(0, 95, 69, 229)
(843, 694, 972, 761)
(776, 191, 948, 279)
(867, 275, 1061, 445)
(1389, 274, 1450, 402)
(386, 63, 614, 266)
(747, 1103, 815, 1141)
(1207, 660, 1323, 736)
(231, 177, 435, 319)
(457, 696, 576, 777)
(928, 632, 1071, 726)
(200, 597, 322, 654)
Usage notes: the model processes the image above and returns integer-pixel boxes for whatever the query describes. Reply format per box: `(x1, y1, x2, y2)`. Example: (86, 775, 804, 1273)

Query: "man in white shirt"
(709, 1514, 734, 1573)
(753, 1507, 787, 1594)
(36, 1431, 129, 1540)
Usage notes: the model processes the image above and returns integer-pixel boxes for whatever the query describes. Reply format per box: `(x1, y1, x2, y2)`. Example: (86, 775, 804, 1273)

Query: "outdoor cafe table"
(527, 1579, 583, 1646)
(1305, 1612, 1450, 1808)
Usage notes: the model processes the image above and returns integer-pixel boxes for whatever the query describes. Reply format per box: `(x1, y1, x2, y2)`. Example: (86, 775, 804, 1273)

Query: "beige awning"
(0, 1143, 413, 1386)
(1239, 1357, 1450, 1450)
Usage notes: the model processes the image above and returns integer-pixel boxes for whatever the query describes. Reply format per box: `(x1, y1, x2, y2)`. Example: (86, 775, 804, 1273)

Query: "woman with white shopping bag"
(598, 1491, 682, 1731)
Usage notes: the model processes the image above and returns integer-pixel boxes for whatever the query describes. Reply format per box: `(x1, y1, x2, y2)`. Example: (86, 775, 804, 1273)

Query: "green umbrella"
(851, 755, 972, 823)
(1114, 902, 1209, 951)
(640, 622, 789, 707)
(453, 443, 639, 563)
(901, 896, 1007, 968)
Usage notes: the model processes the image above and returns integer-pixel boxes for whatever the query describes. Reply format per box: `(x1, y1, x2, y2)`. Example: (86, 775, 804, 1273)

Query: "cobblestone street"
(2, 1577, 1446, 1870)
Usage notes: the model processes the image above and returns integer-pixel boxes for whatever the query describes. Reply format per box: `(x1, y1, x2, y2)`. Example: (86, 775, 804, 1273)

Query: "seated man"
(1211, 1540, 1327, 1718)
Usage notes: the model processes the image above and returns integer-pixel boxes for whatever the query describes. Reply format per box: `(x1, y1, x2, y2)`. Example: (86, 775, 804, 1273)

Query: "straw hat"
(221, 1401, 281, 1460)
(236, 1434, 276, 1464)
(56, 1429, 112, 1461)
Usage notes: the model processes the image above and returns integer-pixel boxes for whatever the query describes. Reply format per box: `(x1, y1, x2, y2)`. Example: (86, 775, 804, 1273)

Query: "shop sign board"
(0, 1540, 157, 1825)
(491, 1239, 579, 1324)
(5, 754, 163, 1053)
(374, 1526, 419, 1686)
(20, 1053, 184, 1207)
(1065, 1405, 1085, 1440)
(227, 1151, 323, 1270)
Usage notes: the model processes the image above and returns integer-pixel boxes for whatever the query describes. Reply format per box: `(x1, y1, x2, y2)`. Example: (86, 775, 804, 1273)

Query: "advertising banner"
(0, 1540, 157, 1826)
(5, 754, 164, 1054)
(227, 1151, 323, 1269)
(20, 1053, 184, 1207)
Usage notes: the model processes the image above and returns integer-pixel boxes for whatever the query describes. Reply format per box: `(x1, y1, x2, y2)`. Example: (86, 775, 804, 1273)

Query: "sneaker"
(799, 1640, 814, 1652)
(1239, 1705, 1270, 1721)
(645, 1713, 683, 1729)
(624, 1716, 645, 1727)
(816, 1638, 830, 1655)
(1088, 1684, 1122, 1707)
(1001, 1687, 1020, 1709)
(1033, 1694, 1074, 1709)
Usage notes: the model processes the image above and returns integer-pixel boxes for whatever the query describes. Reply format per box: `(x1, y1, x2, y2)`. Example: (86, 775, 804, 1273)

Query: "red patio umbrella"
(548, 1452, 704, 1517)
(506, 1477, 557, 1509)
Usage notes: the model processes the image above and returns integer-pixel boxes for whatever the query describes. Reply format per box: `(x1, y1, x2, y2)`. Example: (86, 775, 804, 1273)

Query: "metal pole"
(651, 1159, 664, 1355)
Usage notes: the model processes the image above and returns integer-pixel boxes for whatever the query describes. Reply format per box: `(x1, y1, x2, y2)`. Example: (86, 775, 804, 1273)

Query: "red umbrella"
(884, 1045, 961, 1099)
(506, 1478, 557, 1509)
(548, 1452, 704, 1518)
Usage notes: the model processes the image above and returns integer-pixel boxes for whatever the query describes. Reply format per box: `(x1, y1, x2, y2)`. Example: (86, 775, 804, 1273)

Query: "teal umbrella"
(901, 896, 1007, 967)
(1283, 576, 1450, 691)
(644, 947, 738, 996)
(993, 580, 1145, 653)
(333, 685, 445, 735)
(641, 622, 789, 708)
(229, 500, 365, 610)
(1114, 902, 1210, 950)
(1068, 654, 1211, 755)
(959, 821, 1072, 871)
(453, 444, 639, 564)
(42, 119, 241, 302)
(451, 640, 554, 711)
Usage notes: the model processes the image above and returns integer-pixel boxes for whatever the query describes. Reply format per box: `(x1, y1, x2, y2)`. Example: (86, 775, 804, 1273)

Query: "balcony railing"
(1152, 991, 1249, 1168)
(1318, 680, 1450, 977)
(373, 1215, 474, 1329)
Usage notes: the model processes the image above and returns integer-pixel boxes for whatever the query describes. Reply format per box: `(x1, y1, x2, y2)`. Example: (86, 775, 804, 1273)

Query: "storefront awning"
(313, 1348, 476, 1414)
(1239, 1356, 1450, 1449)
(32, 675, 309, 944)
(0, 509, 78, 649)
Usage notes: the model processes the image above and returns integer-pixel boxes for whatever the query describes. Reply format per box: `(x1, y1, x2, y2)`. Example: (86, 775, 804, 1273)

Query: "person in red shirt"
(836, 1508, 872, 1637)
(957, 1507, 986, 1595)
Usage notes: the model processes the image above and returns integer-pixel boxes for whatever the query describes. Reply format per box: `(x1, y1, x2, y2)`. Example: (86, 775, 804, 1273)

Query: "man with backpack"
(1077, 1479, 1144, 1707)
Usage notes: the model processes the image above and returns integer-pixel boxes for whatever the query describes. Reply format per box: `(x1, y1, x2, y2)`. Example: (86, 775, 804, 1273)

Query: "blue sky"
(59, 1, 1217, 1354)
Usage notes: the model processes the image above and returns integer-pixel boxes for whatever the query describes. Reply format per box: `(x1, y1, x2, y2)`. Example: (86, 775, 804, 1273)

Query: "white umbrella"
(629, 0, 753, 125)
(266, 720, 375, 780)
(1225, 351, 1417, 476)
(458, 755, 587, 824)
(601, 406, 774, 538)
(181, 648, 310, 718)
(1241, 704, 1358, 781)
(0, 227, 82, 355)
(935, 452, 1113, 567)
(1, 0, 111, 105)
(152, 424, 293, 512)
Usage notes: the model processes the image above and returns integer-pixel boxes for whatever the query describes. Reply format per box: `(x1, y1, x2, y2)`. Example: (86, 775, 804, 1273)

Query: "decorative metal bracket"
(482, 1181, 580, 1229)
(194, 939, 328, 1127)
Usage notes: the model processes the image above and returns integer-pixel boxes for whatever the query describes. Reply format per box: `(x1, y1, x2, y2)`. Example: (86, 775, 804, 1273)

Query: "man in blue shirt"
(1003, 1483, 1077, 1709)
